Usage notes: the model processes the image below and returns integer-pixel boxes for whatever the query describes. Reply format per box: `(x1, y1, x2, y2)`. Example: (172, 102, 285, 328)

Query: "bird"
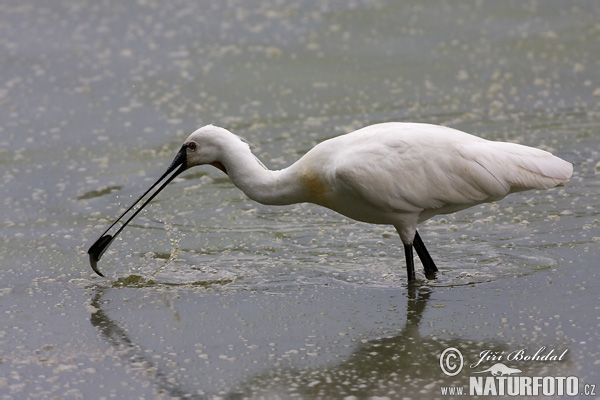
(88, 122, 573, 281)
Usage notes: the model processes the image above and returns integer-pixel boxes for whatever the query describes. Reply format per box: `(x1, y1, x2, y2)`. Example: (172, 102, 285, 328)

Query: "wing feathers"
(330, 129, 572, 223)
(311, 123, 573, 227)
(465, 142, 573, 194)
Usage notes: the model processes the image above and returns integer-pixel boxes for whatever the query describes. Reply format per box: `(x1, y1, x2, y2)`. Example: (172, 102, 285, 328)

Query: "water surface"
(1, 1, 599, 398)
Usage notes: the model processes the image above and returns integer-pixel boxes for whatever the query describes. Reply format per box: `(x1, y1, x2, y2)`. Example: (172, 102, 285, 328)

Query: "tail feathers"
(474, 142, 573, 193)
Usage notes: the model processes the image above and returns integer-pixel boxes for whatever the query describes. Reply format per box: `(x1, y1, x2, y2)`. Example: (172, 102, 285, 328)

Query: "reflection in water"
(238, 288, 575, 398)
(88, 285, 453, 397)
(90, 289, 194, 398)
(90, 283, 572, 398)
(232, 284, 505, 398)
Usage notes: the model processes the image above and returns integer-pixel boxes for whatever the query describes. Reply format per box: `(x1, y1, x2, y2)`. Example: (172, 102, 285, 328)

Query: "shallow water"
(1, 0, 599, 398)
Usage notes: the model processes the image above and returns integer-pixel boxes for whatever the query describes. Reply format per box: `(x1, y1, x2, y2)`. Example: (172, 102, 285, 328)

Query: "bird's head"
(87, 124, 235, 276)
(183, 124, 233, 174)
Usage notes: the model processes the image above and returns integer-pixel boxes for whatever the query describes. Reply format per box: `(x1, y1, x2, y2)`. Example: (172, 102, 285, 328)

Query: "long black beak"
(88, 144, 188, 277)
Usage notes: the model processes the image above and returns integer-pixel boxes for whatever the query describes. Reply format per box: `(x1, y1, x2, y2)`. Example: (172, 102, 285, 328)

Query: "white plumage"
(89, 122, 573, 280)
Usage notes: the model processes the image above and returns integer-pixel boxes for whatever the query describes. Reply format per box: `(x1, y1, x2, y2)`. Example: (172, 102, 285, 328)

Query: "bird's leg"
(403, 244, 416, 281)
(413, 230, 438, 278)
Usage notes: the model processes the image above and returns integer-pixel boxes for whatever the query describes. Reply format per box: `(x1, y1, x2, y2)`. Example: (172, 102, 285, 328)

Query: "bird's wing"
(330, 138, 497, 216)
(460, 141, 572, 192)
(331, 135, 571, 219)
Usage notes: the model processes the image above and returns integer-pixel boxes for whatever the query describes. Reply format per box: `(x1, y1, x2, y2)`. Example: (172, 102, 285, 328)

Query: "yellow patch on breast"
(301, 169, 331, 206)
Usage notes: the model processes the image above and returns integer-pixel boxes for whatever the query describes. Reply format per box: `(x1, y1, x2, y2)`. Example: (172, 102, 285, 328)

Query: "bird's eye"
(187, 141, 197, 151)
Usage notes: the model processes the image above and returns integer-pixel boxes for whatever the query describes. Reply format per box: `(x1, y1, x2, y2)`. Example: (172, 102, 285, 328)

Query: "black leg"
(414, 230, 438, 277)
(404, 243, 416, 281)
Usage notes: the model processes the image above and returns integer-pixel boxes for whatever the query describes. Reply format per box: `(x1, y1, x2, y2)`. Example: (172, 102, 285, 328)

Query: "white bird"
(88, 122, 573, 281)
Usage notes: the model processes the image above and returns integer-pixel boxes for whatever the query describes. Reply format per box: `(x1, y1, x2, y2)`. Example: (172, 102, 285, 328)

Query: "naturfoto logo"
(438, 346, 595, 397)
(473, 363, 522, 376)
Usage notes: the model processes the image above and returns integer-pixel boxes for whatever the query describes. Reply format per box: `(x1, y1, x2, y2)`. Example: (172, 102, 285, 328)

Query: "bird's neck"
(219, 141, 305, 206)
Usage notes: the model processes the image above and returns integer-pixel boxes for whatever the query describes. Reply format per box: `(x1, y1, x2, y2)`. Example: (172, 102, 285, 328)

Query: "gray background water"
(1, 1, 599, 399)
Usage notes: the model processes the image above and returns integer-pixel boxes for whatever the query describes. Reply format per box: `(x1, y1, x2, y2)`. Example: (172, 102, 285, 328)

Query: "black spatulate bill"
(87, 144, 188, 277)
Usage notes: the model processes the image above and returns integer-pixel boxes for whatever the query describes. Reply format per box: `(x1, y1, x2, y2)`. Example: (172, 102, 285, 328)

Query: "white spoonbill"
(88, 122, 573, 281)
